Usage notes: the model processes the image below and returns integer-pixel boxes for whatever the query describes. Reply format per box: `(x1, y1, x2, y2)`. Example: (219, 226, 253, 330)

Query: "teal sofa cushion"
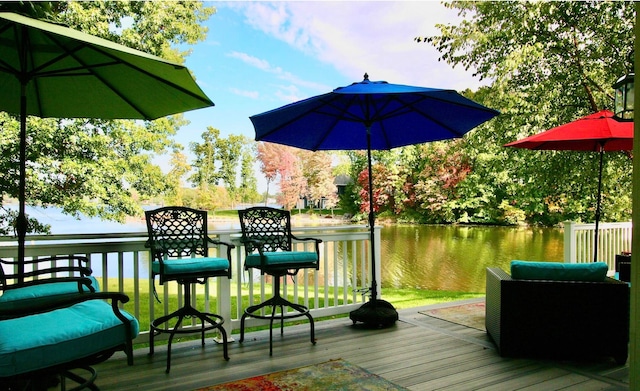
(153, 257, 229, 276)
(510, 260, 608, 282)
(246, 251, 318, 268)
(0, 276, 100, 303)
(0, 299, 139, 377)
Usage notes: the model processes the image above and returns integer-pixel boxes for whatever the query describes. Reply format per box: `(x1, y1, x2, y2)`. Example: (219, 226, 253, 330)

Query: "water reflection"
(380, 225, 564, 293)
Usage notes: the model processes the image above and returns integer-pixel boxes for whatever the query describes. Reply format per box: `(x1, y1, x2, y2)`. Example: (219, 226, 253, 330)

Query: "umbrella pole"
(367, 131, 378, 300)
(593, 147, 604, 263)
(349, 126, 398, 327)
(17, 82, 27, 282)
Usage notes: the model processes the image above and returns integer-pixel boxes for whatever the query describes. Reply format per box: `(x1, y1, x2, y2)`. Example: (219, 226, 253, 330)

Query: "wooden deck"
(90, 299, 629, 391)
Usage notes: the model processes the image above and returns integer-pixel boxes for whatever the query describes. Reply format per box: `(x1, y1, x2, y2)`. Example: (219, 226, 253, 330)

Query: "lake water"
(20, 207, 565, 293)
(380, 224, 563, 293)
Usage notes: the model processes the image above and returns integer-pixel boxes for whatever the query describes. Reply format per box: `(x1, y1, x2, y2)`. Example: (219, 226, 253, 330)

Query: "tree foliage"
(407, 1, 634, 226)
(189, 128, 258, 210)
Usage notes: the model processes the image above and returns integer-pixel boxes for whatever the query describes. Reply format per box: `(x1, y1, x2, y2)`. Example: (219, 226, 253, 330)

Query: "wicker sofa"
(485, 264, 630, 364)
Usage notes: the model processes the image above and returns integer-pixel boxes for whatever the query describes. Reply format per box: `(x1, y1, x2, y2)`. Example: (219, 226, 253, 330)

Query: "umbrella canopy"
(0, 12, 214, 278)
(505, 109, 633, 262)
(252, 74, 498, 151)
(504, 110, 633, 151)
(250, 74, 499, 326)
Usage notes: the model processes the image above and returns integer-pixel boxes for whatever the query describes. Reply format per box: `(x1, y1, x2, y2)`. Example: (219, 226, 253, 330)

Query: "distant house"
(334, 174, 352, 196)
(299, 174, 353, 210)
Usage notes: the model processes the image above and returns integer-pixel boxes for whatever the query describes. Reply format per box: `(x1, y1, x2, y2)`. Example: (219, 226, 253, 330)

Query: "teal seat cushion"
(246, 251, 318, 268)
(153, 257, 229, 276)
(0, 300, 139, 377)
(0, 276, 100, 303)
(510, 260, 608, 282)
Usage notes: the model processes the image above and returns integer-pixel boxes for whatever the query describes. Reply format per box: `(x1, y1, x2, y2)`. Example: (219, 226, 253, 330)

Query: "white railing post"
(215, 231, 234, 341)
(564, 221, 577, 264)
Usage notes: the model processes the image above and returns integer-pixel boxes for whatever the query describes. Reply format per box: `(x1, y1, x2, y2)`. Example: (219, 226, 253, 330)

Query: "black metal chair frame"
(145, 206, 234, 373)
(0, 255, 94, 292)
(237, 206, 321, 355)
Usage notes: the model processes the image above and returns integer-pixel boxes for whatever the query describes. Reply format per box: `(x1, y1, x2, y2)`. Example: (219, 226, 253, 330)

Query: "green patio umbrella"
(0, 12, 214, 279)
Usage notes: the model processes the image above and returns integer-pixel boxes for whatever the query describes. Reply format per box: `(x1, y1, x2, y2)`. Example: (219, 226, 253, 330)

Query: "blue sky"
(169, 1, 486, 192)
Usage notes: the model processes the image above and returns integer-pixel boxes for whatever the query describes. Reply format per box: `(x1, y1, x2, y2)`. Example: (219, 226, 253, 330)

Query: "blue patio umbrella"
(250, 74, 499, 326)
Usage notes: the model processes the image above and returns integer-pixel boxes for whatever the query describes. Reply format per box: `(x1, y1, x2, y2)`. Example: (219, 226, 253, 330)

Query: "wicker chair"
(145, 206, 234, 373)
(237, 207, 321, 355)
(485, 267, 629, 364)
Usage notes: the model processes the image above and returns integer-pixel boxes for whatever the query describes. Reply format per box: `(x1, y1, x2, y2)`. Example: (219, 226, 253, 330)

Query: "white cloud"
(227, 51, 271, 71)
(235, 1, 485, 91)
(229, 87, 259, 99)
(227, 50, 332, 94)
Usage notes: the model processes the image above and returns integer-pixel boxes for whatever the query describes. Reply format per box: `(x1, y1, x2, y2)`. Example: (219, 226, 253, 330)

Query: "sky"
(169, 1, 487, 192)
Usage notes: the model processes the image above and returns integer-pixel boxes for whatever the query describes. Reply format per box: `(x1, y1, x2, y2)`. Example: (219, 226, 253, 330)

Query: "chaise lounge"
(485, 261, 629, 364)
(0, 256, 139, 390)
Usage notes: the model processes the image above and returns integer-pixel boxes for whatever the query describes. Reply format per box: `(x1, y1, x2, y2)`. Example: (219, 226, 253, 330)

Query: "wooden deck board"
(84, 303, 629, 391)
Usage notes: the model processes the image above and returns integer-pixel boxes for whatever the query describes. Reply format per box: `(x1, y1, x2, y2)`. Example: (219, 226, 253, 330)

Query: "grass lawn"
(107, 278, 482, 342)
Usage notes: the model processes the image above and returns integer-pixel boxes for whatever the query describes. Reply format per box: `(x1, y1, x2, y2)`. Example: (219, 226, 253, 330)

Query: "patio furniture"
(615, 252, 631, 282)
(237, 206, 321, 355)
(145, 206, 234, 373)
(0, 255, 99, 301)
(486, 262, 630, 364)
(0, 257, 138, 390)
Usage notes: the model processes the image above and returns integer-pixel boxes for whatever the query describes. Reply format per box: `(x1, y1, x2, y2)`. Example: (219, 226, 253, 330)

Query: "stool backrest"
(145, 206, 209, 262)
(238, 207, 293, 253)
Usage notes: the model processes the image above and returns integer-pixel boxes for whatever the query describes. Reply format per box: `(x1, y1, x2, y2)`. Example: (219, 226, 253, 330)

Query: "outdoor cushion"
(152, 257, 229, 276)
(0, 276, 100, 303)
(0, 299, 139, 377)
(510, 260, 608, 282)
(246, 251, 318, 268)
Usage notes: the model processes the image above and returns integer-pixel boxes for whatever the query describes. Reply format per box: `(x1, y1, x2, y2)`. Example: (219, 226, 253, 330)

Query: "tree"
(416, 1, 634, 225)
(165, 147, 191, 206)
(189, 126, 223, 211)
(277, 148, 306, 210)
(0, 1, 215, 233)
(238, 147, 260, 204)
(256, 142, 284, 205)
(216, 134, 245, 203)
(299, 150, 338, 210)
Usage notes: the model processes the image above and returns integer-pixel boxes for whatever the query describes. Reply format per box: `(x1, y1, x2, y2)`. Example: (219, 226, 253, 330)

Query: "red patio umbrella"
(505, 110, 633, 262)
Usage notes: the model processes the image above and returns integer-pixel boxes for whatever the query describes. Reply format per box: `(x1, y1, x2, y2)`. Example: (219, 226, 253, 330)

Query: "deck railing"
(563, 221, 632, 269)
(0, 225, 377, 344)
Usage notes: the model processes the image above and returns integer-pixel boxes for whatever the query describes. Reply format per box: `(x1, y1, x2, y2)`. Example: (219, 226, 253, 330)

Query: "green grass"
(382, 288, 483, 309)
(106, 279, 482, 348)
(108, 279, 481, 327)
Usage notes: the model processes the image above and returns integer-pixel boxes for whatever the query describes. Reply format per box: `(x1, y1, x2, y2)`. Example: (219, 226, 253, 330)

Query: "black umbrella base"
(349, 299, 398, 328)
